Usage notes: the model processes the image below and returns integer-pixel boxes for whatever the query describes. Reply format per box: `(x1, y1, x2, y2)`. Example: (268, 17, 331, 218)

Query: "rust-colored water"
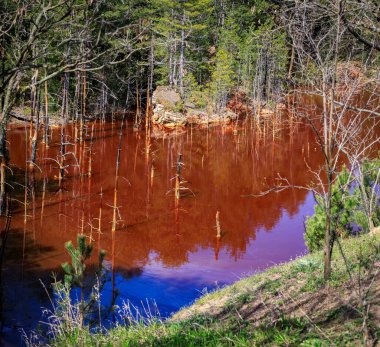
(2, 115, 325, 344)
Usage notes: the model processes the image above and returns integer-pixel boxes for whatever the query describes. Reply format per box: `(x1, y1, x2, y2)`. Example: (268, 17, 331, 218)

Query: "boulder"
(151, 87, 188, 128)
(152, 86, 181, 110)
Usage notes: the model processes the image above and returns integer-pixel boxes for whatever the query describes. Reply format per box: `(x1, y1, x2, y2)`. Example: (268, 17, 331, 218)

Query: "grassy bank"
(32, 233, 380, 346)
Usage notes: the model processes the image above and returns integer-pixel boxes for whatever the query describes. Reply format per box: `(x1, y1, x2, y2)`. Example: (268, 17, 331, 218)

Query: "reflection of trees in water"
(1, 230, 62, 345)
(1, 229, 144, 345)
(8, 120, 323, 274)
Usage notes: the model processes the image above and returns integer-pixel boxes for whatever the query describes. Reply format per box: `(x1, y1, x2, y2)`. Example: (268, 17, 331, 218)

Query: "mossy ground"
(40, 233, 380, 346)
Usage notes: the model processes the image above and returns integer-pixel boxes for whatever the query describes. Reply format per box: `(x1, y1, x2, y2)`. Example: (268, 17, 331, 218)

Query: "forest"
(0, 0, 379, 346)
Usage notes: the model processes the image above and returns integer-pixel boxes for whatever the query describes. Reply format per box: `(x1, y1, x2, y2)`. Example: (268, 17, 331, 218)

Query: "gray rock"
(152, 86, 181, 110)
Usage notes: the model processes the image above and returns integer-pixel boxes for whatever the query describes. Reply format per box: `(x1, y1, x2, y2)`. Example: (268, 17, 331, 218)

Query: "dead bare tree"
(0, 0, 147, 213)
(282, 0, 380, 280)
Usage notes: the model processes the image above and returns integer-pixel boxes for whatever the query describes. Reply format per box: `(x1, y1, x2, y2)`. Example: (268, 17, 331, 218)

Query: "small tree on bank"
(282, 0, 380, 280)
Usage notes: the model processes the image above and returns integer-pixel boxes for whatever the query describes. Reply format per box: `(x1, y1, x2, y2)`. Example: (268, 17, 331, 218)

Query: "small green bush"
(305, 168, 358, 252)
(305, 155, 380, 253)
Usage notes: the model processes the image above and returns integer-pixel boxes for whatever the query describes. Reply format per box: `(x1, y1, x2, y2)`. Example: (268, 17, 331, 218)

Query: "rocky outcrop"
(186, 108, 237, 125)
(152, 86, 238, 129)
(152, 104, 188, 127)
(152, 87, 187, 128)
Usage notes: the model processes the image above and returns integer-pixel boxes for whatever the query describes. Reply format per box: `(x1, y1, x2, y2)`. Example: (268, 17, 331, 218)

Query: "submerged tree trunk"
(111, 118, 124, 306)
(0, 72, 20, 215)
(0, 128, 7, 216)
(43, 78, 50, 147)
(58, 74, 69, 187)
(74, 70, 81, 141)
(80, 71, 86, 143)
(30, 68, 40, 168)
(134, 79, 141, 129)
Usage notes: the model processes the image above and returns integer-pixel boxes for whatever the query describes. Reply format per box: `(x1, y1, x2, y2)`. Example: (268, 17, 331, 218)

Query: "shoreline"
(39, 233, 380, 346)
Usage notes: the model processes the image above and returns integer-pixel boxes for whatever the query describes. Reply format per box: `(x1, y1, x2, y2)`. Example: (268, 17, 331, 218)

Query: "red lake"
(1, 114, 326, 345)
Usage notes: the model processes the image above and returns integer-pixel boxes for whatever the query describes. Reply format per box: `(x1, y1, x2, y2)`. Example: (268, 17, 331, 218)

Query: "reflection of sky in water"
(104, 273, 204, 319)
(99, 191, 316, 319)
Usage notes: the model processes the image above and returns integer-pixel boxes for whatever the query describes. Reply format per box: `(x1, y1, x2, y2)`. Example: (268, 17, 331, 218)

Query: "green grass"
(48, 317, 310, 346)
(182, 233, 379, 308)
(47, 314, 367, 346)
(29, 233, 380, 346)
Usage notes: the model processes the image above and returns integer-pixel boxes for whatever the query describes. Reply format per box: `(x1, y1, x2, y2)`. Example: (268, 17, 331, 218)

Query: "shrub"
(305, 168, 358, 252)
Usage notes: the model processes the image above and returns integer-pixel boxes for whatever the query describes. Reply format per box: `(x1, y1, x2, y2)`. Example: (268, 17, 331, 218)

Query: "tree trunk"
(287, 45, 295, 80)
(74, 70, 81, 141)
(43, 78, 50, 147)
(0, 128, 7, 216)
(30, 69, 40, 168)
(323, 0, 342, 281)
(179, 13, 185, 99)
(81, 71, 86, 143)
(323, 172, 333, 279)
